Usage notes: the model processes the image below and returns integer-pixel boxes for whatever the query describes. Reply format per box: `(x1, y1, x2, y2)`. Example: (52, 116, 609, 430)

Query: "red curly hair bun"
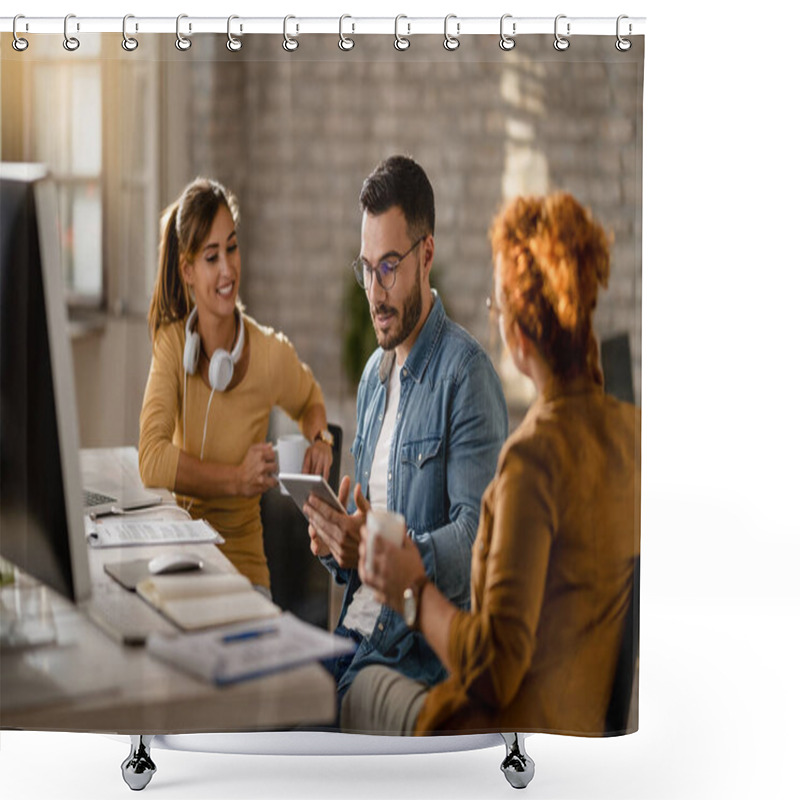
(490, 192, 610, 380)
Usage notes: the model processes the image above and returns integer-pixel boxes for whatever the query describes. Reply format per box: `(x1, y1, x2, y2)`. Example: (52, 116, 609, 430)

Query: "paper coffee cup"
(366, 509, 406, 573)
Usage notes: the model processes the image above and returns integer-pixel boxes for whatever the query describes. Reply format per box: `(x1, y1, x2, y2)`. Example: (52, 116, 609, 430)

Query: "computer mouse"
(147, 552, 204, 575)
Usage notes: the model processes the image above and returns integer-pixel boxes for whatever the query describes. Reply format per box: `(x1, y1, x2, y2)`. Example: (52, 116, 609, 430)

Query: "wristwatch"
(314, 429, 334, 447)
(402, 575, 428, 629)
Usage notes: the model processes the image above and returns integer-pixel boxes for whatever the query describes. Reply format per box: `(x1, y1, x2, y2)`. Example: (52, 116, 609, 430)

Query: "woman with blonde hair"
(139, 177, 333, 592)
(341, 192, 640, 735)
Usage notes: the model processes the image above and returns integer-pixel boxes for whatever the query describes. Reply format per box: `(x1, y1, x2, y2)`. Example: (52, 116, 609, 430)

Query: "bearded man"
(304, 155, 508, 712)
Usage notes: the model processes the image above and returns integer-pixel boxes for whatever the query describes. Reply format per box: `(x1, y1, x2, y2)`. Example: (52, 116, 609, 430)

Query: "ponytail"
(148, 201, 191, 344)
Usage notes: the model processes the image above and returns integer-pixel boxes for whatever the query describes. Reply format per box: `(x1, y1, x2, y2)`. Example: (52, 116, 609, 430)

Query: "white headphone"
(183, 305, 245, 392)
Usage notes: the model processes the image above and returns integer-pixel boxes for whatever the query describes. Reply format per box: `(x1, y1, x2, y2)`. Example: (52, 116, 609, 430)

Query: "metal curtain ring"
(553, 14, 570, 51)
(616, 15, 632, 51)
(63, 13, 80, 51)
(12, 14, 29, 51)
(339, 15, 355, 51)
(227, 15, 242, 51)
(499, 14, 515, 51)
(283, 15, 299, 52)
(394, 15, 410, 51)
(176, 14, 191, 51)
(443, 14, 460, 51)
(122, 14, 139, 51)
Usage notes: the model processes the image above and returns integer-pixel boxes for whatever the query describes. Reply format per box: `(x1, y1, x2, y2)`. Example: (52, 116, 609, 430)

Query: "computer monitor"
(0, 163, 91, 603)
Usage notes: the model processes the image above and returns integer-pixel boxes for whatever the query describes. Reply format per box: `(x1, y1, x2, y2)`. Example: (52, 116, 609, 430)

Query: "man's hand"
(307, 476, 351, 558)
(305, 475, 369, 568)
(358, 526, 426, 615)
(236, 443, 278, 497)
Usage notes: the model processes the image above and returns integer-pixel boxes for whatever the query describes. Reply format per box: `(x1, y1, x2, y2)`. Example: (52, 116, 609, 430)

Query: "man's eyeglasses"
(353, 236, 426, 291)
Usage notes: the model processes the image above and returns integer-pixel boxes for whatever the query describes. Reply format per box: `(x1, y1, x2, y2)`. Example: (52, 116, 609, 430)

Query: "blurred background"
(1, 32, 642, 479)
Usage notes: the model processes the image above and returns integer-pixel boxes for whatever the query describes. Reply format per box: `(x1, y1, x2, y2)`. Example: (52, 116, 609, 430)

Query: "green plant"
(343, 273, 376, 390)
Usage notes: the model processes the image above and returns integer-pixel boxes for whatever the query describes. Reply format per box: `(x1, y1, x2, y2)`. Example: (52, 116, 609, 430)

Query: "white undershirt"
(342, 361, 402, 637)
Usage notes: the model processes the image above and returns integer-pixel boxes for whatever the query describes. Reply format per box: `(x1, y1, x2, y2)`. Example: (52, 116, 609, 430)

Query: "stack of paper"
(147, 613, 356, 685)
(86, 518, 224, 548)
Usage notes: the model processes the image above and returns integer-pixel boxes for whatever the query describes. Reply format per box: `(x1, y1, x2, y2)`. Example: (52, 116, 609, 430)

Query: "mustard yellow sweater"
(416, 374, 641, 736)
(139, 314, 325, 588)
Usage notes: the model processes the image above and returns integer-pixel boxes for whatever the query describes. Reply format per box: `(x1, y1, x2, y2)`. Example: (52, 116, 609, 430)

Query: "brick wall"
(178, 35, 642, 449)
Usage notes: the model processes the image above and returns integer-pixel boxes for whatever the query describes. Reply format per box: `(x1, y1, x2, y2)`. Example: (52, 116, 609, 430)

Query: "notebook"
(136, 573, 280, 631)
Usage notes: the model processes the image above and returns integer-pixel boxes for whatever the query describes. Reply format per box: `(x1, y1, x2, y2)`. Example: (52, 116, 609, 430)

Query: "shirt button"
(402, 369, 408, 377)
(417, 454, 422, 462)
(378, 623, 384, 632)
(388, 472, 392, 481)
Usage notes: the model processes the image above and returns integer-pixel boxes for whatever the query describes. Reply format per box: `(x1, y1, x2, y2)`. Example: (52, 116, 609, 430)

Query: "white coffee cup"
(276, 434, 308, 475)
(276, 434, 309, 494)
(365, 509, 406, 573)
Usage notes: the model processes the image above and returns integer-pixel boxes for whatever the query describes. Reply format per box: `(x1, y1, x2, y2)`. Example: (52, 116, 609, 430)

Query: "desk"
(1, 447, 336, 735)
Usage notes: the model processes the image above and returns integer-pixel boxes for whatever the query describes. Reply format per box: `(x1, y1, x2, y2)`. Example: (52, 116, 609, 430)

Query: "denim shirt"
(323, 293, 508, 697)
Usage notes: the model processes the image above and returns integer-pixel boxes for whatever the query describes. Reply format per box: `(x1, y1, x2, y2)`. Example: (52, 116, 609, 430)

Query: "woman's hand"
(358, 525, 426, 616)
(303, 439, 333, 481)
(236, 443, 278, 496)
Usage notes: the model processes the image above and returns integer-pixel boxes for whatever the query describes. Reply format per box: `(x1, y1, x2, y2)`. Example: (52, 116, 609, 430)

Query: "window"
(1, 34, 159, 315)
(5, 36, 104, 306)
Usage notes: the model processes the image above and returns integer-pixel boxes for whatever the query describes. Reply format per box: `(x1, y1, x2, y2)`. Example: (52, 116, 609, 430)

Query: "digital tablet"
(278, 473, 347, 517)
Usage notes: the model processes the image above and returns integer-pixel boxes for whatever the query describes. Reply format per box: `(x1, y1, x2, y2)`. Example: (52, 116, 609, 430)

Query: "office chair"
(260, 424, 342, 629)
(600, 332, 636, 405)
(605, 554, 641, 735)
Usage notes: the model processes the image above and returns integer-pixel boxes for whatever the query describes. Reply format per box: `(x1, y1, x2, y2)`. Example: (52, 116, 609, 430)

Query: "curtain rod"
(1, 15, 646, 38)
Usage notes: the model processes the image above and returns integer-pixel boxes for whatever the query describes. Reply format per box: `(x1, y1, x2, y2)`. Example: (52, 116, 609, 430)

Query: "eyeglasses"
(486, 293, 500, 324)
(353, 236, 426, 291)
(487, 293, 537, 341)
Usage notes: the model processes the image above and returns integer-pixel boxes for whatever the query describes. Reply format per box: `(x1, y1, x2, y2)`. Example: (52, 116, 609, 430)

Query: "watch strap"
(314, 429, 334, 447)
(405, 574, 429, 630)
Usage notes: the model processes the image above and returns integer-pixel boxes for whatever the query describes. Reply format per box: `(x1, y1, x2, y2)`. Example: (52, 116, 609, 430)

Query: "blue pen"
(221, 626, 278, 644)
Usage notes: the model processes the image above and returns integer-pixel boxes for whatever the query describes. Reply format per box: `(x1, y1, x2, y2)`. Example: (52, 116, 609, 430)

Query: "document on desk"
(86, 517, 224, 548)
(146, 613, 356, 685)
(136, 573, 280, 631)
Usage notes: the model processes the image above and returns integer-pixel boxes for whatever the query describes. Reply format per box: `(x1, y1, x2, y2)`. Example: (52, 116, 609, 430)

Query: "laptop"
(82, 486, 162, 517)
(81, 447, 162, 517)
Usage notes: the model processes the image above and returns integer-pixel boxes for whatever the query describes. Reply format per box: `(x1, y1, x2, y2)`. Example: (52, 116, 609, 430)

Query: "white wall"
(71, 318, 152, 447)
(4, 3, 799, 800)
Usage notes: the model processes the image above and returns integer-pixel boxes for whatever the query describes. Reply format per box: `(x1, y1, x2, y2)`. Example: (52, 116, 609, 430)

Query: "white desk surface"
(0, 447, 336, 734)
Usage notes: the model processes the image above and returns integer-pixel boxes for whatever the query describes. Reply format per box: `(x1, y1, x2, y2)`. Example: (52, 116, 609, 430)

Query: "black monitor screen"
(0, 165, 90, 603)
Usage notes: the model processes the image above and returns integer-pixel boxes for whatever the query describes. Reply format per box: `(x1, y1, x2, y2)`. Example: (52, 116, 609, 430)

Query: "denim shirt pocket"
(400, 436, 446, 529)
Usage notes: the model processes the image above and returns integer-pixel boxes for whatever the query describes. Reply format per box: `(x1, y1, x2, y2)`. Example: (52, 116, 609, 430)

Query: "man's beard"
(371, 262, 423, 352)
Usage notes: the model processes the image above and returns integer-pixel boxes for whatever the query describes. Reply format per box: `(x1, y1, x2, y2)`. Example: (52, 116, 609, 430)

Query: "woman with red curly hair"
(341, 193, 641, 737)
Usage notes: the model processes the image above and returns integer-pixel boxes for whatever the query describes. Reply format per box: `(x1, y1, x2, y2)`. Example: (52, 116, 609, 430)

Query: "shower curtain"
(1, 23, 643, 741)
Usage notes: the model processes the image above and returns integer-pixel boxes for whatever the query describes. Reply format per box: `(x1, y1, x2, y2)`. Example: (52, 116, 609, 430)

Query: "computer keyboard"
(83, 489, 116, 508)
